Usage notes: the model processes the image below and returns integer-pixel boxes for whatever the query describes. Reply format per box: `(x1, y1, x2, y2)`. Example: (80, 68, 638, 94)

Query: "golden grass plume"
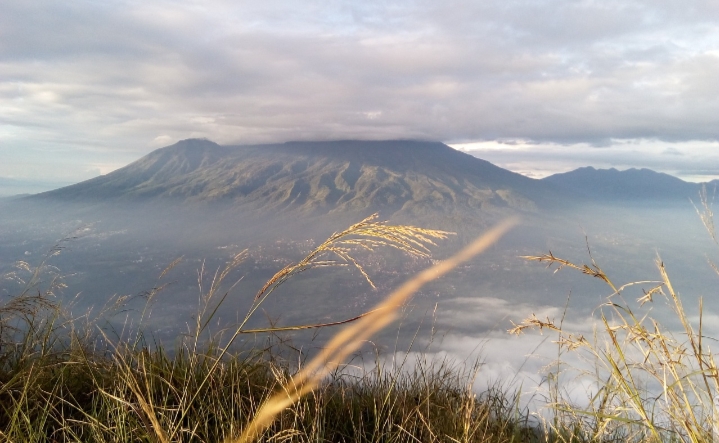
(255, 213, 453, 301)
(232, 216, 519, 443)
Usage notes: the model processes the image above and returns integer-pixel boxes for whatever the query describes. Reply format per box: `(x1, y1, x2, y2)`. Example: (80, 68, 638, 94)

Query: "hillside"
(34, 139, 561, 225)
(541, 166, 703, 201)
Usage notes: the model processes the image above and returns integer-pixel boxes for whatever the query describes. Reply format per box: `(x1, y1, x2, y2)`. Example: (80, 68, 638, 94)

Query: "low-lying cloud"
(453, 140, 719, 181)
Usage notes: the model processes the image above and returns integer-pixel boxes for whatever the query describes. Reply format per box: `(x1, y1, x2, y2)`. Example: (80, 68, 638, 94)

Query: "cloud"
(151, 135, 174, 147)
(2, 0, 719, 182)
(376, 297, 605, 412)
(454, 139, 719, 182)
(662, 147, 683, 155)
(392, 290, 719, 411)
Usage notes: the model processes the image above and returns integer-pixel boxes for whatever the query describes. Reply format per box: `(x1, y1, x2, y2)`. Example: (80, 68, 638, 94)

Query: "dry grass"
(234, 217, 518, 443)
(513, 187, 719, 442)
(255, 213, 453, 300)
(0, 214, 561, 443)
(6, 188, 715, 442)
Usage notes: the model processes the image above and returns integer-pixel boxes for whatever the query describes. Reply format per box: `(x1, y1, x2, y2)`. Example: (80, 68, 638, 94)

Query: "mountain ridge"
(541, 166, 710, 201)
(34, 139, 562, 224)
(30, 139, 716, 229)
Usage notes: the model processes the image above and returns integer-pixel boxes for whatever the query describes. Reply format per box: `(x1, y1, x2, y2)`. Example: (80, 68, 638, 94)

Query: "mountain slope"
(541, 167, 701, 201)
(36, 139, 559, 221)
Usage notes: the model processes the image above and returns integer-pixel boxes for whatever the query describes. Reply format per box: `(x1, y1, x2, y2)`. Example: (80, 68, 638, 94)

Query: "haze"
(1, 139, 717, 393)
(1, 187, 716, 399)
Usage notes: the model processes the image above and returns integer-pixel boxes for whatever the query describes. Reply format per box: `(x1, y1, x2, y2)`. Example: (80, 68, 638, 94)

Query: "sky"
(1, 0, 719, 194)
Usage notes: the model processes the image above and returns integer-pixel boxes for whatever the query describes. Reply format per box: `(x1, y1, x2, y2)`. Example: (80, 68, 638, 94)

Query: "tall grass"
(6, 194, 716, 443)
(512, 188, 719, 442)
(0, 214, 552, 442)
(234, 217, 517, 443)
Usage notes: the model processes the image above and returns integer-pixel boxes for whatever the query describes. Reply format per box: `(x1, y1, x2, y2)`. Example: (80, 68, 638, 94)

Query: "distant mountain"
(541, 167, 705, 202)
(33, 139, 564, 227)
(0, 176, 73, 197)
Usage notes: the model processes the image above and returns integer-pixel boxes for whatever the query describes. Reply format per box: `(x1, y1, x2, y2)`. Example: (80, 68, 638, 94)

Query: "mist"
(1, 194, 715, 364)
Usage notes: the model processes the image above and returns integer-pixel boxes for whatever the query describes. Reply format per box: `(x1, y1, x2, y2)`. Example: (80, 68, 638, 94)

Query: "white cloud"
(2, 0, 719, 183)
(151, 135, 174, 147)
(452, 139, 719, 182)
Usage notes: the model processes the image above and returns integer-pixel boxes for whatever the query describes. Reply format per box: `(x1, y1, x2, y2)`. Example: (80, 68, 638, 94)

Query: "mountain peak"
(164, 137, 220, 149)
(32, 139, 550, 222)
(148, 138, 225, 171)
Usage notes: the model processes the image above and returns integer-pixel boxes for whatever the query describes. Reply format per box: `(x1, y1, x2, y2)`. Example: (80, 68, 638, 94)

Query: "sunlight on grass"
(511, 187, 719, 442)
(1, 188, 717, 442)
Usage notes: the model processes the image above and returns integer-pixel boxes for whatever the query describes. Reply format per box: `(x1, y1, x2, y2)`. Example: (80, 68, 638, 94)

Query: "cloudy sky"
(2, 0, 718, 194)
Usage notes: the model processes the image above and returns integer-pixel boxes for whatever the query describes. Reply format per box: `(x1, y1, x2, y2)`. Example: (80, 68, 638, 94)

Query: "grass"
(0, 214, 548, 442)
(1, 191, 717, 442)
(510, 187, 719, 442)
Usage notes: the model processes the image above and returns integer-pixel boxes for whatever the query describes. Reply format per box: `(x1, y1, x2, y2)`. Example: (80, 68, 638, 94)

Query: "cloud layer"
(1, 0, 718, 187)
(453, 139, 719, 181)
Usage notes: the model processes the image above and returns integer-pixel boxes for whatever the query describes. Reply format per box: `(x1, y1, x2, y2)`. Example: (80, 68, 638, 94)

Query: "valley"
(1, 140, 716, 357)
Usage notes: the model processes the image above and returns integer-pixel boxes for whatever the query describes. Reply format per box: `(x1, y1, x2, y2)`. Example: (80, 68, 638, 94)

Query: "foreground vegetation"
(1, 192, 718, 442)
(0, 215, 538, 443)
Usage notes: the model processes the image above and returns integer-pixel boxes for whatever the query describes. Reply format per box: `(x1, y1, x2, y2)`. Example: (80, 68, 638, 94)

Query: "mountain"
(31, 140, 719, 217)
(33, 139, 562, 225)
(541, 166, 704, 202)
